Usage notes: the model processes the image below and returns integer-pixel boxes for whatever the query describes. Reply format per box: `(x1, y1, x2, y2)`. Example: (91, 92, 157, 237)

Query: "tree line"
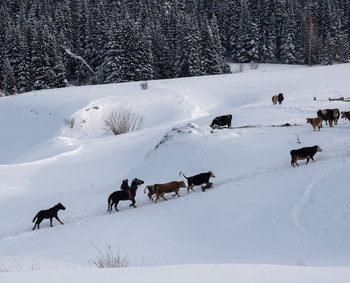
(1, 0, 349, 96)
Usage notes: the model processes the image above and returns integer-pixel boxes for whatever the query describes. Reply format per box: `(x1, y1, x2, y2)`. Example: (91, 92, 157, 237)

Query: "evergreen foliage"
(1, 0, 350, 95)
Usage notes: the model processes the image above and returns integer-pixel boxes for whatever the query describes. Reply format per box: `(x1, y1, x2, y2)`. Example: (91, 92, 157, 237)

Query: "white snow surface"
(1, 63, 350, 282)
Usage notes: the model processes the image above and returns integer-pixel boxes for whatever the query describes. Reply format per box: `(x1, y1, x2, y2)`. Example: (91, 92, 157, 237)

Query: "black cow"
(290, 145, 322, 167)
(210, 114, 232, 129)
(32, 203, 66, 230)
(179, 171, 216, 193)
(317, 109, 340, 127)
(278, 93, 284, 104)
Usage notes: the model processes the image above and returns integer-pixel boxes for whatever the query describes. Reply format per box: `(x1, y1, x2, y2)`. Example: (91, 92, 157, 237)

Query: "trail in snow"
(292, 167, 334, 234)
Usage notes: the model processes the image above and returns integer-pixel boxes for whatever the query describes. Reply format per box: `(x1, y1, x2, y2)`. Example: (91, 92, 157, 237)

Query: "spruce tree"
(280, 8, 298, 64)
(2, 57, 17, 95)
(31, 20, 52, 90)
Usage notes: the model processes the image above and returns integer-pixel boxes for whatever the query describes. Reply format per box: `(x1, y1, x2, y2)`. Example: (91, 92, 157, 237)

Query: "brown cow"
(306, 117, 322, 131)
(272, 95, 278, 105)
(144, 185, 157, 202)
(341, 111, 350, 121)
(154, 181, 186, 203)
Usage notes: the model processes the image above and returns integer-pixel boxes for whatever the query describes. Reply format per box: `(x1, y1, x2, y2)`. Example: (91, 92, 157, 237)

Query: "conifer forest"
(1, 0, 350, 95)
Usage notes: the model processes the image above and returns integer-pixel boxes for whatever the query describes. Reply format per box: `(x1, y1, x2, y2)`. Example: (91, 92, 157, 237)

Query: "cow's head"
(334, 109, 339, 118)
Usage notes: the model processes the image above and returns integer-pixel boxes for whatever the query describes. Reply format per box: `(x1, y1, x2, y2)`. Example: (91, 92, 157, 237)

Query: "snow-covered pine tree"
(30, 20, 52, 90)
(2, 57, 17, 95)
(233, 0, 260, 63)
(279, 6, 298, 64)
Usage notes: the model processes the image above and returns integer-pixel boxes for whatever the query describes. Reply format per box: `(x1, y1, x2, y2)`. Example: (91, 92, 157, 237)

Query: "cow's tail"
(144, 186, 150, 194)
(32, 213, 38, 223)
(107, 195, 112, 212)
(179, 171, 188, 179)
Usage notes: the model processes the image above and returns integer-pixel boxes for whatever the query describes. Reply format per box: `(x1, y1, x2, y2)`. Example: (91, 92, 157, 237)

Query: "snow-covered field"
(1, 63, 350, 282)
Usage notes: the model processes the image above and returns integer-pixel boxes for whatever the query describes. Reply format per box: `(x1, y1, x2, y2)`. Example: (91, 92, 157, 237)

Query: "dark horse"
(32, 202, 66, 230)
(108, 178, 144, 212)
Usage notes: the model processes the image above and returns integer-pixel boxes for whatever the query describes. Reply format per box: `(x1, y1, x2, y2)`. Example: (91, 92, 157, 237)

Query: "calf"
(341, 111, 350, 121)
(278, 93, 284, 104)
(32, 203, 66, 230)
(210, 114, 232, 129)
(153, 181, 186, 203)
(201, 182, 213, 191)
(144, 185, 157, 202)
(179, 171, 216, 193)
(306, 117, 322, 131)
(290, 145, 322, 167)
(272, 95, 278, 105)
(317, 109, 340, 127)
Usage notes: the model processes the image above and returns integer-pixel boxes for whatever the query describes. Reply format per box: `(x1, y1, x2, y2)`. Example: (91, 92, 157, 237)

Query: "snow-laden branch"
(63, 48, 95, 74)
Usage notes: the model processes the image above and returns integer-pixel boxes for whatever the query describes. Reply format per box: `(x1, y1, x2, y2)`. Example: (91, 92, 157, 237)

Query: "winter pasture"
(0, 63, 350, 282)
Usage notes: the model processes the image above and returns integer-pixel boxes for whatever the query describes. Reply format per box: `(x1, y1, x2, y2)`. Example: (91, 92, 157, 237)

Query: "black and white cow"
(317, 109, 340, 127)
(210, 114, 232, 129)
(290, 145, 322, 167)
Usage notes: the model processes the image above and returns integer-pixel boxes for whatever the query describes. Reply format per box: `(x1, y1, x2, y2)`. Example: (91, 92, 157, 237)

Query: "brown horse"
(108, 178, 144, 212)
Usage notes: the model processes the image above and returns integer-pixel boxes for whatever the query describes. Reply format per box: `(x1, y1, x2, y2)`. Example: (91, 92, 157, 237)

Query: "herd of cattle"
(127, 96, 350, 211)
(292, 107, 350, 168)
(143, 171, 215, 204)
(307, 108, 350, 131)
(31, 93, 350, 228)
(270, 94, 350, 167)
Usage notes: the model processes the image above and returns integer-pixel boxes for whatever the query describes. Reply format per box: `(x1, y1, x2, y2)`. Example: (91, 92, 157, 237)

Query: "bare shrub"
(0, 258, 23, 272)
(105, 107, 145, 135)
(249, 61, 259, 69)
(234, 63, 244, 73)
(90, 245, 129, 268)
(140, 82, 148, 90)
(296, 259, 306, 267)
(64, 117, 75, 128)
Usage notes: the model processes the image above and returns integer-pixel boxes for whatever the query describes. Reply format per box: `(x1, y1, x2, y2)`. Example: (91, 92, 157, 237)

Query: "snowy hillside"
(1, 64, 350, 282)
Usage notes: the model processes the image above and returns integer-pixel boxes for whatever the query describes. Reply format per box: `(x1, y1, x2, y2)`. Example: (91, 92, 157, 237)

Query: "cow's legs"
(187, 185, 195, 193)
